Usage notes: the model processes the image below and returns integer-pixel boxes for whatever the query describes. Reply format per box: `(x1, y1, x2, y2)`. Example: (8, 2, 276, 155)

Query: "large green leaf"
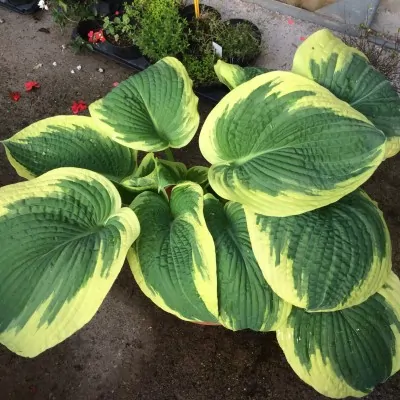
(186, 166, 209, 186)
(89, 57, 200, 152)
(292, 29, 400, 158)
(277, 272, 400, 398)
(127, 182, 218, 323)
(0, 168, 140, 357)
(1, 116, 136, 182)
(214, 60, 270, 90)
(121, 153, 187, 193)
(204, 196, 291, 331)
(199, 71, 385, 217)
(246, 189, 391, 312)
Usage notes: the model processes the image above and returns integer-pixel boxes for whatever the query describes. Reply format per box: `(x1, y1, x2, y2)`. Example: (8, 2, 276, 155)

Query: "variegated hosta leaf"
(1, 116, 136, 182)
(0, 168, 140, 357)
(214, 60, 270, 90)
(246, 189, 391, 312)
(89, 57, 200, 152)
(127, 182, 218, 323)
(186, 166, 209, 186)
(203, 195, 291, 331)
(199, 71, 385, 217)
(277, 272, 400, 398)
(292, 29, 400, 158)
(121, 153, 187, 193)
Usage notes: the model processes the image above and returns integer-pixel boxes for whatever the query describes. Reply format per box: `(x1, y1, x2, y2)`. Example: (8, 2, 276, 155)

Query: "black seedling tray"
(0, 0, 39, 14)
(73, 21, 229, 104)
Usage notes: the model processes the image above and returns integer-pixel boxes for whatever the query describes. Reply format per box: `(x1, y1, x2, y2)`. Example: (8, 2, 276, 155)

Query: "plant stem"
(164, 148, 175, 162)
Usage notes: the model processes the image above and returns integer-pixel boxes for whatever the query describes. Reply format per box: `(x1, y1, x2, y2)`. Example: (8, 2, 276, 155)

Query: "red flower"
(300, 36, 307, 41)
(9, 91, 21, 102)
(112, 82, 119, 87)
(71, 100, 88, 114)
(24, 81, 40, 91)
(115, 11, 120, 15)
(88, 29, 106, 44)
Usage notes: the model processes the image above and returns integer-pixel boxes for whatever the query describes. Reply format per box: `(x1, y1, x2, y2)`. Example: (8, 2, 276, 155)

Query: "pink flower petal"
(288, 18, 295, 25)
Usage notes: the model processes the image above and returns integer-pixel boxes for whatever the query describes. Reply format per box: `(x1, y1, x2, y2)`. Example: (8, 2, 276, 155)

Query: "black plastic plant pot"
(76, 19, 103, 39)
(180, 4, 221, 21)
(223, 18, 262, 67)
(104, 35, 142, 60)
(1, 0, 39, 14)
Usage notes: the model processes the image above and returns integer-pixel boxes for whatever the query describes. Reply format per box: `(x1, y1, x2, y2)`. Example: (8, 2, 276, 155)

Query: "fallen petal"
(24, 81, 40, 91)
(9, 91, 21, 102)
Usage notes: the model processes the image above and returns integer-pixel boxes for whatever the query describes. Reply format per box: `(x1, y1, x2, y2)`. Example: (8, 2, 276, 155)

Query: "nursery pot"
(104, 33, 142, 60)
(9, 0, 33, 4)
(224, 18, 262, 66)
(180, 3, 221, 21)
(77, 19, 103, 40)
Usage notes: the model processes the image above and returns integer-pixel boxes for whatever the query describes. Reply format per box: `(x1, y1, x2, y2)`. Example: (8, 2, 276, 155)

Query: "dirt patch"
(0, 7, 400, 400)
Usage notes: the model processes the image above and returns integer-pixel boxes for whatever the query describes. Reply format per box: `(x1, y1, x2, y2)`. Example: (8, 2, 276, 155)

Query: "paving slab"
(242, 0, 380, 34)
(372, 0, 400, 37)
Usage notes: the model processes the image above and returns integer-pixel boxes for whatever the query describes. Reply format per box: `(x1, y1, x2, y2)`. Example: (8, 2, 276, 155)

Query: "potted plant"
(214, 19, 262, 66)
(38, 0, 98, 27)
(73, 0, 262, 93)
(102, 9, 140, 59)
(123, 0, 189, 62)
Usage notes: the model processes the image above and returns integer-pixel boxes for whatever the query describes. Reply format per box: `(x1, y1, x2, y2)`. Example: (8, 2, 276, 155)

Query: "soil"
(104, 32, 134, 48)
(1, 6, 400, 400)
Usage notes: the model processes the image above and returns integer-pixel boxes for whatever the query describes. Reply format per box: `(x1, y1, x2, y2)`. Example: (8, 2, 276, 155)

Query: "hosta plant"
(1, 30, 400, 399)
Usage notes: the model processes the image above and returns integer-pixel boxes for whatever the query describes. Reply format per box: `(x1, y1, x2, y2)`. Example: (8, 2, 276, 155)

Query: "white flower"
(76, 65, 82, 71)
(71, 70, 75, 74)
(38, 0, 49, 11)
(52, 62, 57, 66)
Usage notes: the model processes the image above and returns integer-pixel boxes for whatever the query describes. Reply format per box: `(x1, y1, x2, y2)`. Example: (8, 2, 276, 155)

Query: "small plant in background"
(103, 11, 136, 46)
(69, 35, 93, 53)
(214, 20, 262, 65)
(124, 0, 189, 61)
(39, 0, 98, 28)
(182, 51, 219, 86)
(87, 29, 105, 43)
(344, 26, 400, 92)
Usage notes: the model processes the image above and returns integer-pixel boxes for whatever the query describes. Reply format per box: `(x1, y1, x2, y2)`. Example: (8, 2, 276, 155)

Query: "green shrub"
(124, 0, 189, 61)
(214, 20, 261, 64)
(102, 13, 136, 46)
